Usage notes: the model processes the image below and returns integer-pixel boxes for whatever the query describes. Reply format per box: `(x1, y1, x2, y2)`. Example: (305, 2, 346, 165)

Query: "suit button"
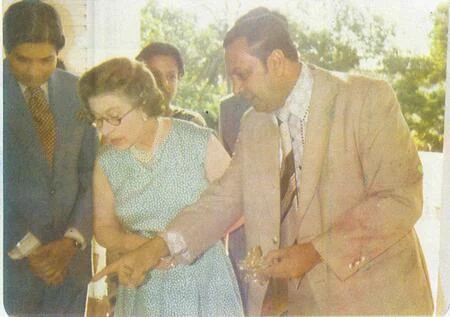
(50, 189, 56, 195)
(272, 236, 278, 244)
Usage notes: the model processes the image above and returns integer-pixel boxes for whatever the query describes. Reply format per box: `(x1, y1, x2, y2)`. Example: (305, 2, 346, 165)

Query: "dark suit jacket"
(3, 59, 97, 314)
(219, 95, 250, 155)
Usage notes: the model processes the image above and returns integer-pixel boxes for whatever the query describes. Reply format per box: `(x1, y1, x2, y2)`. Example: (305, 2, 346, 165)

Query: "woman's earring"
(141, 112, 148, 122)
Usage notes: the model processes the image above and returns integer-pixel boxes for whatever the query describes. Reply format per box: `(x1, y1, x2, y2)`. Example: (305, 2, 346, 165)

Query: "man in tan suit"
(94, 7, 434, 316)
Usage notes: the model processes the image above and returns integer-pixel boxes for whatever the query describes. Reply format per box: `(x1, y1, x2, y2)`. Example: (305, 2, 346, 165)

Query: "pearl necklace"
(130, 118, 161, 165)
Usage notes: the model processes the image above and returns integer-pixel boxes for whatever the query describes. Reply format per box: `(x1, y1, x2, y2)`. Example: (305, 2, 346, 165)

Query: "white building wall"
(417, 151, 443, 311)
(85, 0, 145, 68)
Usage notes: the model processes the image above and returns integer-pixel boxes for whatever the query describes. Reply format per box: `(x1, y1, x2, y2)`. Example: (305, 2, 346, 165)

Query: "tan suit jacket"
(166, 66, 433, 315)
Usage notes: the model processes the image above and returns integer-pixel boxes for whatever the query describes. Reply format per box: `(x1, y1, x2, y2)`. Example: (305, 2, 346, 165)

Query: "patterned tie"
(279, 150, 297, 224)
(277, 115, 298, 224)
(26, 87, 56, 167)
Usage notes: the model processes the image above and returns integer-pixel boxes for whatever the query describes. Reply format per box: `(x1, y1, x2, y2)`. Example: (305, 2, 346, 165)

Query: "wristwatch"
(64, 228, 86, 250)
(71, 238, 83, 249)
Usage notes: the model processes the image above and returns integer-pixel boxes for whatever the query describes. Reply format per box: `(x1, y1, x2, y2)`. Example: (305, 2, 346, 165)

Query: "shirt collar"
(275, 62, 313, 121)
(18, 82, 49, 101)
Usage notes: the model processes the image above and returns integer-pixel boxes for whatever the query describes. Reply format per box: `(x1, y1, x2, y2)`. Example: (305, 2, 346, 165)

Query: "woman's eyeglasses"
(91, 107, 136, 129)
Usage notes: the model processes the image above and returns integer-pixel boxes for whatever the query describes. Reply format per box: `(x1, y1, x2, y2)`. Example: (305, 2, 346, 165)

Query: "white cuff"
(64, 228, 87, 250)
(159, 231, 191, 265)
(8, 232, 42, 260)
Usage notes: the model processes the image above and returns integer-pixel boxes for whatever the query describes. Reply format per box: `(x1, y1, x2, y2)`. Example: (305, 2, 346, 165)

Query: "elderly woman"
(78, 57, 243, 317)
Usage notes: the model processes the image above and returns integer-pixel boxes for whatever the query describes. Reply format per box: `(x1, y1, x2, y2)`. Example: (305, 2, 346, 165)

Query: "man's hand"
(262, 242, 322, 280)
(92, 236, 169, 288)
(28, 238, 77, 286)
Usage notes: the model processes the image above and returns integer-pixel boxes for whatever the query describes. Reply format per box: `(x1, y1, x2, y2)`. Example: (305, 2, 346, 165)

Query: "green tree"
(290, 0, 394, 71)
(291, 28, 360, 71)
(380, 2, 447, 151)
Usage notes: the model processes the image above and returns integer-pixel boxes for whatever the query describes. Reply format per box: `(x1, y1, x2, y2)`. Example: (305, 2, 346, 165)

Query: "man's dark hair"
(136, 42, 185, 78)
(3, 0, 65, 53)
(223, 7, 298, 64)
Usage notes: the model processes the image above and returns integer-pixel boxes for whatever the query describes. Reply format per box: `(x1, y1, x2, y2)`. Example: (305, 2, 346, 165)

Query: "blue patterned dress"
(98, 119, 243, 317)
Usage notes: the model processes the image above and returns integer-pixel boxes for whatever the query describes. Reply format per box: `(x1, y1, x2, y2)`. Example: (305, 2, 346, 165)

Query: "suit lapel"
(297, 67, 339, 221)
(3, 63, 52, 180)
(48, 73, 67, 174)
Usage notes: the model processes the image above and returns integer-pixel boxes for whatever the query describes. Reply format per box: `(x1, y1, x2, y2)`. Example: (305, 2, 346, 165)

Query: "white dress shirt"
(275, 63, 313, 191)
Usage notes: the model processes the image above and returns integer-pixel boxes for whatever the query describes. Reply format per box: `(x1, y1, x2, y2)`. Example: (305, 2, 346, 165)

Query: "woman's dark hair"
(3, 0, 65, 53)
(78, 57, 165, 120)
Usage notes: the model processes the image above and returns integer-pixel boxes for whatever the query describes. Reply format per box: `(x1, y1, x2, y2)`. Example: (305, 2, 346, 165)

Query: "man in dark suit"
(3, 1, 97, 315)
(219, 95, 250, 155)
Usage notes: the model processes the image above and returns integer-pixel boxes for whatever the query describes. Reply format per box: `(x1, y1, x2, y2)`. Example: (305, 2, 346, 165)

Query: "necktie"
(26, 87, 56, 167)
(279, 150, 297, 224)
(277, 116, 298, 224)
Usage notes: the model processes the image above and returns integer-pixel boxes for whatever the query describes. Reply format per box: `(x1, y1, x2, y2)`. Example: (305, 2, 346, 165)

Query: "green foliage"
(291, 28, 360, 71)
(380, 2, 447, 151)
(290, 0, 394, 70)
(332, 2, 395, 60)
(429, 3, 448, 84)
